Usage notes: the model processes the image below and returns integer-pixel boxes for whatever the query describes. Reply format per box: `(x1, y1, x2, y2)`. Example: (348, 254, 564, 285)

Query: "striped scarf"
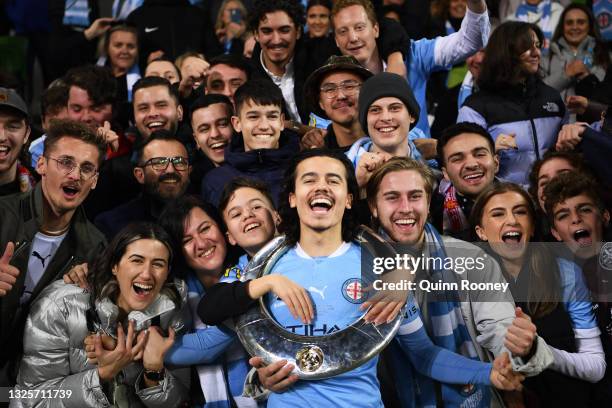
(62, 0, 90, 27)
(421, 224, 489, 407)
(515, 0, 553, 52)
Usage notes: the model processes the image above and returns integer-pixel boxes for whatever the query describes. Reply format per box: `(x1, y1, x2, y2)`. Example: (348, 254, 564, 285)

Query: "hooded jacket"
(11, 280, 188, 407)
(0, 184, 106, 381)
(457, 76, 565, 186)
(201, 131, 300, 207)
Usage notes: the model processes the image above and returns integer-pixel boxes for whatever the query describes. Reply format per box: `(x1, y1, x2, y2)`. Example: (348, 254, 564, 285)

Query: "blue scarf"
(515, 0, 553, 52)
(62, 0, 90, 27)
(420, 224, 490, 407)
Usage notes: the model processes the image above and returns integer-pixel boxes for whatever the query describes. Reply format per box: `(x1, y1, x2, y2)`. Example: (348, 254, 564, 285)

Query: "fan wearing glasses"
(94, 129, 191, 240)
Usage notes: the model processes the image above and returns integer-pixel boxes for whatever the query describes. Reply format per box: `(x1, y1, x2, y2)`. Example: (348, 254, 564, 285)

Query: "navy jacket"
(201, 131, 300, 207)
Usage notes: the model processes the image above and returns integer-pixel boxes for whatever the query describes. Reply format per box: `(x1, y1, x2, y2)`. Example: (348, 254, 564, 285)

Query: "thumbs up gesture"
(504, 307, 537, 357)
(0, 242, 21, 297)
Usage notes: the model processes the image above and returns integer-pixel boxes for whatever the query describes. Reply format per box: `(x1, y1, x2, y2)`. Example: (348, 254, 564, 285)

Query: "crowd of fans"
(0, 0, 611, 406)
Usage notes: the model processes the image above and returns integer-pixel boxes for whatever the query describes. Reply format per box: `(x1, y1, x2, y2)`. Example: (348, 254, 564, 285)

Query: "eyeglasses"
(320, 80, 361, 99)
(47, 156, 98, 181)
(140, 156, 189, 171)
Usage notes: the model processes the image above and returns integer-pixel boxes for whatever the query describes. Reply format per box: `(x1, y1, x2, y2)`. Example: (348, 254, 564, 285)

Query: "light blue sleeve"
(165, 324, 236, 366)
(395, 298, 492, 385)
(409, 37, 437, 78)
(558, 259, 597, 331)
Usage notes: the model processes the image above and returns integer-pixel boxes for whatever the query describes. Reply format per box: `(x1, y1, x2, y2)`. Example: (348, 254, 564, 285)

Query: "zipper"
(12, 240, 30, 258)
(529, 118, 540, 161)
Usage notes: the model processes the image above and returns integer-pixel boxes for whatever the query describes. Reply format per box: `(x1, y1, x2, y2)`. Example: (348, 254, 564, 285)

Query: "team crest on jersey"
(599, 242, 612, 271)
(223, 265, 243, 280)
(342, 278, 364, 303)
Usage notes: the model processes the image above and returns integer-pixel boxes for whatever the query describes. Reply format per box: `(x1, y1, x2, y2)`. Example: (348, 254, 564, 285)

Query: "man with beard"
(0, 120, 106, 386)
(94, 130, 191, 240)
(301, 55, 372, 151)
(430, 122, 499, 240)
(0, 88, 35, 196)
(84, 76, 184, 218)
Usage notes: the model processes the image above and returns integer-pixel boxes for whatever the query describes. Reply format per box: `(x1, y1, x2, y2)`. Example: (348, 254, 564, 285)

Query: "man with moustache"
(301, 55, 372, 151)
(0, 120, 106, 386)
(85, 76, 185, 218)
(94, 130, 191, 240)
(430, 122, 500, 240)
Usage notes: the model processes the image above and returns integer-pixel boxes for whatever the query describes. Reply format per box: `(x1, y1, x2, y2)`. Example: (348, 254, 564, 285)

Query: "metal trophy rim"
(235, 225, 406, 380)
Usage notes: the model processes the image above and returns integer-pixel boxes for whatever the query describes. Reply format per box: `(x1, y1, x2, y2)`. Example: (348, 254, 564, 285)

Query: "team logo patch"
(342, 278, 364, 304)
(599, 242, 612, 271)
(542, 102, 560, 113)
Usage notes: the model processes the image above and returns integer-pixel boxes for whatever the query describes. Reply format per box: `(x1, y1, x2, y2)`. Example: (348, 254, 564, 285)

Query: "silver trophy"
(235, 226, 411, 380)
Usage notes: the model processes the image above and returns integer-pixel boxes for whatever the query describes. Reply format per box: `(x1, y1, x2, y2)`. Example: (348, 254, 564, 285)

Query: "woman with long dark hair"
(471, 183, 605, 407)
(458, 21, 565, 187)
(542, 4, 611, 105)
(12, 223, 187, 407)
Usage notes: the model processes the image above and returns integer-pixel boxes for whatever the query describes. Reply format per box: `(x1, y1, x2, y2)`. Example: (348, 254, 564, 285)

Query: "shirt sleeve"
(395, 297, 492, 385)
(165, 325, 236, 366)
(197, 281, 257, 326)
(432, 9, 490, 69)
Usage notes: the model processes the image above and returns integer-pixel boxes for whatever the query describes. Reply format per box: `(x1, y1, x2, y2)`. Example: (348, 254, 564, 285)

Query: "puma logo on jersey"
(308, 285, 328, 300)
(31, 251, 51, 267)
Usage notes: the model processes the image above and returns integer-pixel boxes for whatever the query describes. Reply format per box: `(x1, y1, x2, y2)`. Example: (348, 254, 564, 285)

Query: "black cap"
(0, 87, 28, 118)
(358, 72, 420, 133)
(304, 55, 373, 117)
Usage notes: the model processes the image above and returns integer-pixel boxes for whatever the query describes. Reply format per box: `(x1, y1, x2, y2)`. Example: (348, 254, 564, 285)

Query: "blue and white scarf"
(515, 0, 553, 52)
(420, 224, 489, 407)
(63, 0, 90, 27)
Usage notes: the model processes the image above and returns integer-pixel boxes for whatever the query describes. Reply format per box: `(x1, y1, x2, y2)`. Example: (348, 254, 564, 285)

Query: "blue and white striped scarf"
(63, 0, 90, 28)
(421, 224, 490, 407)
(515, 0, 553, 51)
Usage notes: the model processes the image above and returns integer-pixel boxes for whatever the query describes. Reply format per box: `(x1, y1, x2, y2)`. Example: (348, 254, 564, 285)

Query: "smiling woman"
(12, 223, 189, 407)
(470, 183, 605, 406)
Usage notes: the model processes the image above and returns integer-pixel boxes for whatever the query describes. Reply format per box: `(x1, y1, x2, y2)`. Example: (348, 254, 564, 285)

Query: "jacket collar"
(224, 131, 300, 170)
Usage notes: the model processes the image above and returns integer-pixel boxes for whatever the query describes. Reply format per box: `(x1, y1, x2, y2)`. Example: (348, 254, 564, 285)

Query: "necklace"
(40, 224, 70, 236)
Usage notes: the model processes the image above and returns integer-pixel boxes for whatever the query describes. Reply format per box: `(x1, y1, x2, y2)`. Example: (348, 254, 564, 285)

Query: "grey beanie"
(358, 72, 420, 133)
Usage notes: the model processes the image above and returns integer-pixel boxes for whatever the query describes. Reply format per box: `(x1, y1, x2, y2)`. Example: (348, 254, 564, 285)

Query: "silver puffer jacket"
(10, 280, 189, 408)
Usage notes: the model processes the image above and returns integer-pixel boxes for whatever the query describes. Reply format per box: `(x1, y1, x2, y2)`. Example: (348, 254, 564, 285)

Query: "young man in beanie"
(0, 88, 35, 196)
(301, 55, 373, 151)
(346, 72, 434, 188)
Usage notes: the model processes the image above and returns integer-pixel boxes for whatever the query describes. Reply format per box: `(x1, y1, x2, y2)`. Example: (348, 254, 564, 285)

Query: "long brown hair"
(470, 183, 560, 318)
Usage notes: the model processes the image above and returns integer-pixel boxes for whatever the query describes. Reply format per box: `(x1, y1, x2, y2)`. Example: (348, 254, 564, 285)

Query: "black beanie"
(358, 72, 421, 133)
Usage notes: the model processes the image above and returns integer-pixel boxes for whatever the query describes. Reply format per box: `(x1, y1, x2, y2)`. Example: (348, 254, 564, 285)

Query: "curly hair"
(64, 65, 117, 107)
(543, 171, 604, 224)
(248, 0, 305, 33)
(87, 222, 180, 311)
(278, 148, 360, 246)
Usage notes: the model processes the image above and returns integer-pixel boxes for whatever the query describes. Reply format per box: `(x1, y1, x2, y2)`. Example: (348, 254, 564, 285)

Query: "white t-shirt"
(21, 231, 67, 304)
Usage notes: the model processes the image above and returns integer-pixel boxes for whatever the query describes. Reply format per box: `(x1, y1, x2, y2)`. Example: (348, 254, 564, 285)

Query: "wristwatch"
(144, 367, 165, 382)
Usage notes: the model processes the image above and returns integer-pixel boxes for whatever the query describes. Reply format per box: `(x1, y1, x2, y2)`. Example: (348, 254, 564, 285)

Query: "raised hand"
(0, 242, 20, 297)
(504, 307, 537, 357)
(97, 121, 119, 152)
(142, 327, 175, 372)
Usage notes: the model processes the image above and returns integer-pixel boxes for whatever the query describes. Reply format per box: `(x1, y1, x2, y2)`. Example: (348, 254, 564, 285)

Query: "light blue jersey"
(266, 242, 492, 407)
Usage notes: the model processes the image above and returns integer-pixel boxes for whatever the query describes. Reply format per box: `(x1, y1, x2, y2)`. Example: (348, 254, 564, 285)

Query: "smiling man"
(248, 0, 311, 125)
(0, 120, 106, 386)
(365, 157, 552, 406)
(201, 79, 300, 207)
(94, 130, 191, 240)
(430, 122, 499, 240)
(0, 88, 34, 196)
